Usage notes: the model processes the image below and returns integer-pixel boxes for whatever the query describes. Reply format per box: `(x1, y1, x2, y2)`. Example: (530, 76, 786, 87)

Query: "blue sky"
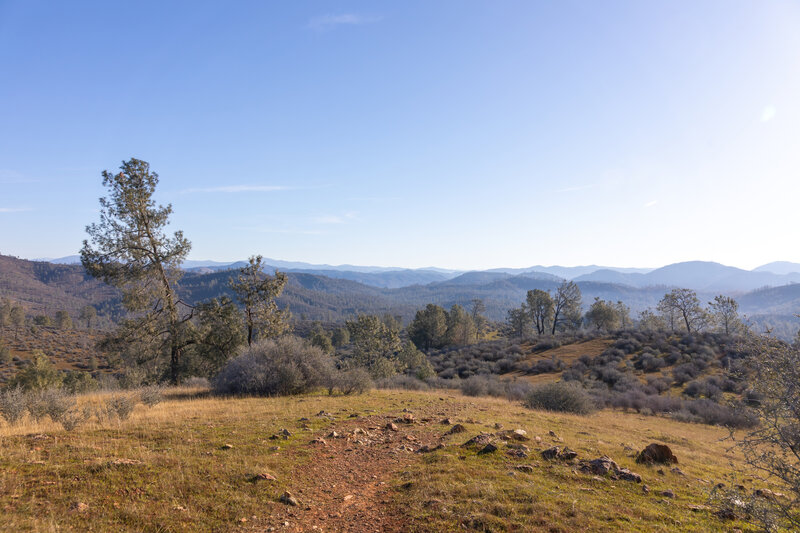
(1, 1, 799, 270)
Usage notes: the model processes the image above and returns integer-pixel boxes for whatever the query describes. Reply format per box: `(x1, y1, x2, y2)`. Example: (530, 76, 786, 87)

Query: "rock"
(348, 413, 359, 418)
(254, 472, 277, 481)
(445, 424, 466, 436)
(514, 464, 534, 473)
(311, 438, 327, 445)
(417, 444, 444, 453)
(506, 449, 528, 459)
(478, 443, 498, 455)
(70, 502, 89, 513)
(396, 414, 416, 424)
(506, 443, 530, 452)
(494, 422, 503, 429)
(635, 443, 678, 465)
(279, 428, 291, 437)
(534, 436, 542, 443)
(616, 468, 642, 483)
(461, 433, 494, 448)
(671, 467, 686, 476)
(642, 484, 650, 494)
(352, 428, 366, 435)
(688, 504, 711, 512)
(541, 446, 561, 460)
(279, 491, 299, 506)
(660, 489, 675, 498)
(385, 423, 399, 432)
(511, 429, 529, 441)
(327, 431, 341, 438)
(440, 418, 453, 425)
(220, 443, 234, 450)
(578, 456, 619, 476)
(560, 447, 578, 461)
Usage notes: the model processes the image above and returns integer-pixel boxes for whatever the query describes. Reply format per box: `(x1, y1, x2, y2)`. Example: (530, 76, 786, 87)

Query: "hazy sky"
(2, 1, 799, 270)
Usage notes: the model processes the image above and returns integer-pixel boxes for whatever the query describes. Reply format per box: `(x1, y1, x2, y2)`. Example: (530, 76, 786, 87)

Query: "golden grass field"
(0, 388, 776, 532)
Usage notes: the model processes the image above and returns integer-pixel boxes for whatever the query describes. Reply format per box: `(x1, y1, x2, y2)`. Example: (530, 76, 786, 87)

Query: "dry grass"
(0, 388, 780, 532)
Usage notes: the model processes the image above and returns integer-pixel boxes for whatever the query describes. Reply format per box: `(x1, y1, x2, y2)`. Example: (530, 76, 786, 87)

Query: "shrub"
(0, 386, 28, 425)
(139, 385, 164, 407)
(333, 368, 373, 395)
(524, 382, 595, 414)
(213, 336, 334, 396)
(27, 388, 74, 423)
(460, 376, 488, 397)
(106, 394, 135, 421)
(62, 371, 98, 394)
(183, 376, 211, 388)
(58, 406, 90, 431)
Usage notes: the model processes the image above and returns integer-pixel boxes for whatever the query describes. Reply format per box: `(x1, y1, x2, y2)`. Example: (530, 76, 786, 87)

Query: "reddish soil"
(257, 407, 461, 532)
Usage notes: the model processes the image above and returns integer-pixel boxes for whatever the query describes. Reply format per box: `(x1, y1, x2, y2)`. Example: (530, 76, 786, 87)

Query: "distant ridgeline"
(1, 254, 799, 338)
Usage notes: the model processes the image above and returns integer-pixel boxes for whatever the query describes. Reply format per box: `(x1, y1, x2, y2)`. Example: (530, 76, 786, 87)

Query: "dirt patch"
(257, 412, 446, 532)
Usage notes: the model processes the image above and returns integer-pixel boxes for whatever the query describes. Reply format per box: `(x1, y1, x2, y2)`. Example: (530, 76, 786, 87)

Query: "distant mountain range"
(31, 256, 800, 292)
(5, 254, 800, 339)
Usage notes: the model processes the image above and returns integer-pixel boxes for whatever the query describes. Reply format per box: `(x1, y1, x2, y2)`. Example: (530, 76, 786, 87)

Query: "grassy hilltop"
(0, 387, 772, 532)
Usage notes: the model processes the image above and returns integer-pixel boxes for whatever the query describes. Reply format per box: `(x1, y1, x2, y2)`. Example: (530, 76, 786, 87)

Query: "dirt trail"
(258, 408, 456, 533)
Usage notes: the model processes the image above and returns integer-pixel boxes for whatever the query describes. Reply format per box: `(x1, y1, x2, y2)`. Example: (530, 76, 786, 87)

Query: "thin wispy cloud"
(0, 207, 32, 213)
(760, 105, 777, 122)
(0, 169, 38, 184)
(308, 14, 382, 31)
(313, 212, 358, 225)
(644, 200, 658, 208)
(181, 185, 293, 194)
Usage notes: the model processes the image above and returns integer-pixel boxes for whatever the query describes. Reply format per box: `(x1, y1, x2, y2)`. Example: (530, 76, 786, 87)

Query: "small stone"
(385, 423, 399, 432)
(642, 484, 650, 494)
(445, 424, 466, 435)
(560, 448, 578, 461)
(279, 491, 300, 506)
(478, 443, 498, 455)
(328, 431, 340, 438)
(514, 465, 534, 473)
(440, 418, 453, 425)
(494, 422, 503, 429)
(617, 468, 642, 483)
(510, 429, 529, 441)
(255, 472, 277, 481)
(660, 489, 675, 498)
(220, 443, 234, 450)
(671, 467, 686, 476)
(541, 446, 561, 460)
(311, 438, 327, 445)
(70, 502, 89, 513)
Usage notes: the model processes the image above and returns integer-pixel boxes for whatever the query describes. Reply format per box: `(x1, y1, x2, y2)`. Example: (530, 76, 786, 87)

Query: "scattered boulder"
(254, 472, 277, 481)
(541, 447, 561, 460)
(461, 433, 494, 448)
(579, 457, 618, 476)
(220, 443, 234, 450)
(660, 489, 675, 498)
(440, 418, 454, 425)
(327, 431, 341, 439)
(514, 465, 534, 473)
(417, 444, 444, 454)
(510, 429, 529, 441)
(671, 467, 686, 476)
(506, 449, 528, 459)
(560, 448, 578, 461)
(616, 468, 642, 483)
(754, 488, 776, 500)
(445, 424, 466, 436)
(635, 443, 678, 465)
(396, 414, 416, 424)
(478, 443, 498, 455)
(311, 438, 327, 446)
(385, 422, 399, 432)
(279, 491, 299, 506)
